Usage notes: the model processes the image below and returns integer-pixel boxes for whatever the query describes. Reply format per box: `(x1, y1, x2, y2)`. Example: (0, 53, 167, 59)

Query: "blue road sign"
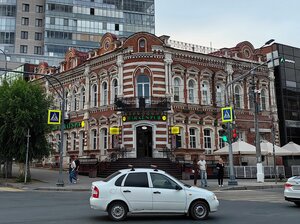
(48, 110, 61, 125)
(221, 107, 233, 123)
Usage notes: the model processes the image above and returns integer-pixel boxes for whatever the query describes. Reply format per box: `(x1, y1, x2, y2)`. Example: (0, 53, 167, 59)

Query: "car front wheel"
(190, 201, 209, 220)
(108, 201, 128, 221)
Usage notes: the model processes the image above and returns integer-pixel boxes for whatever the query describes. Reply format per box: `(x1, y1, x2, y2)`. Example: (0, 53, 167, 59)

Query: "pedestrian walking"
(192, 158, 199, 186)
(74, 156, 80, 182)
(216, 158, 225, 187)
(69, 158, 77, 184)
(197, 155, 208, 187)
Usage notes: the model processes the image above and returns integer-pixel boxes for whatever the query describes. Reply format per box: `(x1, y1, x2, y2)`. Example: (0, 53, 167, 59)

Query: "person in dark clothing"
(74, 156, 80, 181)
(216, 158, 225, 187)
(192, 158, 199, 186)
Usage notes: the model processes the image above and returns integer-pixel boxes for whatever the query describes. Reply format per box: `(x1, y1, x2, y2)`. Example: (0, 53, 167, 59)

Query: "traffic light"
(219, 124, 229, 142)
(232, 129, 238, 142)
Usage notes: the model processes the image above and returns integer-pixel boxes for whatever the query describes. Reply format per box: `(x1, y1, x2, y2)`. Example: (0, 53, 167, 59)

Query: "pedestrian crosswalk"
(0, 187, 24, 192)
(215, 190, 286, 204)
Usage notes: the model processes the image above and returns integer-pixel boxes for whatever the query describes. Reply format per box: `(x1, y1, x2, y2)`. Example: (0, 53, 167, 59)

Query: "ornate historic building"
(37, 32, 279, 167)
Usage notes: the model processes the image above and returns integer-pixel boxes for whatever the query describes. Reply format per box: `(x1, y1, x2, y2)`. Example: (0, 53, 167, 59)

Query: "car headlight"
(211, 194, 218, 200)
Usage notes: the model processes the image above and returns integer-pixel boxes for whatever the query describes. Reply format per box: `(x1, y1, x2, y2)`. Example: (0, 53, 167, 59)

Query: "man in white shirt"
(197, 155, 208, 187)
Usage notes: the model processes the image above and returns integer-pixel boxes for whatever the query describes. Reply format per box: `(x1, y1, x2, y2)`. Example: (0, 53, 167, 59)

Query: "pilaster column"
(117, 54, 124, 96)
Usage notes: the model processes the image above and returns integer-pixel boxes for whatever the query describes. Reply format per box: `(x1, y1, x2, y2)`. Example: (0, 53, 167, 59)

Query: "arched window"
(91, 129, 97, 150)
(201, 81, 210, 105)
(72, 90, 77, 111)
(204, 129, 212, 153)
(261, 89, 267, 110)
(189, 128, 198, 148)
(174, 78, 180, 102)
(100, 128, 108, 149)
(101, 82, 108, 106)
(248, 87, 254, 110)
(188, 80, 195, 103)
(80, 87, 85, 109)
(71, 132, 76, 151)
(91, 84, 97, 107)
(234, 85, 242, 108)
(79, 131, 85, 153)
(112, 79, 118, 103)
(138, 38, 146, 52)
(216, 84, 224, 107)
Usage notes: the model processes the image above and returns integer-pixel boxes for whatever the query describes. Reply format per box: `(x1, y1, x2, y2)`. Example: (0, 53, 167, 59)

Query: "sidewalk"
(0, 165, 285, 192)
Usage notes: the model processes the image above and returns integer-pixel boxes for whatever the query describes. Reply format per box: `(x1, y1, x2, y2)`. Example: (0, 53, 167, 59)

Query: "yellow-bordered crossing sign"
(48, 110, 61, 125)
(221, 107, 233, 123)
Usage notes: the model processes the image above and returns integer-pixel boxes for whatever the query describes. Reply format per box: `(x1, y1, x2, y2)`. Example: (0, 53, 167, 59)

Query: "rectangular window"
(36, 5, 43, 13)
(21, 31, 28, 39)
(34, 46, 42, 55)
(90, 8, 94, 15)
(176, 132, 182, 148)
(115, 24, 119, 31)
(20, 45, 28, 53)
(22, 4, 29, 12)
(63, 18, 68, 26)
(204, 129, 212, 149)
(22, 17, 29, 25)
(35, 32, 42, 40)
(35, 19, 43, 27)
(189, 128, 196, 148)
(50, 17, 55, 25)
(219, 137, 226, 149)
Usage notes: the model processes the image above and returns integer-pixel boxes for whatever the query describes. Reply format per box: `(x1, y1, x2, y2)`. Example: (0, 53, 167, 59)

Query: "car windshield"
(103, 171, 121, 182)
(165, 172, 191, 188)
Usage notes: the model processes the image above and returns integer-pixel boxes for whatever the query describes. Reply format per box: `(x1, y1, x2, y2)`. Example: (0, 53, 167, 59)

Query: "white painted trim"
(124, 62, 164, 67)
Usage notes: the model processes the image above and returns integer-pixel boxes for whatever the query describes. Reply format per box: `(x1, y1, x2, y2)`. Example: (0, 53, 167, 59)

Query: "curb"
(221, 184, 284, 191)
(33, 187, 90, 192)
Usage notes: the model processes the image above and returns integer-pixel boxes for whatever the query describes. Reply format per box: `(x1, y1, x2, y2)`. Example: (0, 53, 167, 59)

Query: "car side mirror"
(175, 185, 182, 191)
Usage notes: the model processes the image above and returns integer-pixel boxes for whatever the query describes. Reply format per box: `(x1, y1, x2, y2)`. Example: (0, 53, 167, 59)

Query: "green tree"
(0, 78, 52, 180)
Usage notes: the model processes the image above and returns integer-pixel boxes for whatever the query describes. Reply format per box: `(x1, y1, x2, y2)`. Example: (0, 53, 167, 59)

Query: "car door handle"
(123, 190, 131, 193)
(153, 191, 161, 194)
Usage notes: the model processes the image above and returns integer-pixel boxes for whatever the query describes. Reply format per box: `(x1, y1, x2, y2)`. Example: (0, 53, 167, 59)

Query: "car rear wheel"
(294, 202, 300, 207)
(190, 201, 209, 220)
(108, 201, 128, 221)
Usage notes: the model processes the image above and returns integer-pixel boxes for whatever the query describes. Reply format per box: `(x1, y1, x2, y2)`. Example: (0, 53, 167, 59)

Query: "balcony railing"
(114, 96, 171, 111)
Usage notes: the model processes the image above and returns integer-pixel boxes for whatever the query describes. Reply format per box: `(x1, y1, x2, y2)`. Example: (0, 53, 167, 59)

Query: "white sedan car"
(90, 167, 219, 221)
(284, 176, 300, 206)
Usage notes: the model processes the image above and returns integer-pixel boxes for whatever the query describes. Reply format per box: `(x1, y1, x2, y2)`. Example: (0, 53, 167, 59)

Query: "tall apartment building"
(0, 0, 155, 73)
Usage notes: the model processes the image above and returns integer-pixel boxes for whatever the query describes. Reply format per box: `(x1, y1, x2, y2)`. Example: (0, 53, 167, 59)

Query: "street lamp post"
(224, 39, 275, 184)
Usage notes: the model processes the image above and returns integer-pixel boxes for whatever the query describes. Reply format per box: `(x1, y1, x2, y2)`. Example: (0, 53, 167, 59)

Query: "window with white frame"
(189, 128, 197, 148)
(204, 129, 212, 151)
(216, 84, 224, 107)
(79, 131, 85, 152)
(218, 132, 226, 149)
(55, 134, 60, 153)
(112, 79, 118, 103)
(80, 87, 85, 109)
(137, 75, 150, 99)
(65, 91, 70, 111)
(248, 86, 254, 111)
(91, 129, 97, 150)
(91, 84, 97, 107)
(176, 128, 183, 148)
(72, 90, 77, 111)
(260, 89, 267, 110)
(188, 80, 195, 103)
(100, 128, 108, 149)
(201, 81, 210, 105)
(234, 85, 242, 108)
(174, 78, 180, 102)
(102, 82, 108, 106)
(71, 132, 76, 150)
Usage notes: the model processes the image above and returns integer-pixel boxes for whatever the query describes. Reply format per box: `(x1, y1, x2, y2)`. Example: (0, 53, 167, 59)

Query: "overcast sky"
(155, 0, 300, 49)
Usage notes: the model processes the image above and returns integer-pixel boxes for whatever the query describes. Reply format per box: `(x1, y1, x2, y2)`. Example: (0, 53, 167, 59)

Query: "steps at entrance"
(98, 158, 182, 179)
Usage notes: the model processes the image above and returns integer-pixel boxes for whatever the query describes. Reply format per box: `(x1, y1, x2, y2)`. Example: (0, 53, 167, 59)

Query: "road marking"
(0, 187, 24, 192)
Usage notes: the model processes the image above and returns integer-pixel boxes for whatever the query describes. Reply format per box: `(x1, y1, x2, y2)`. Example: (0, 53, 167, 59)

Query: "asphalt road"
(0, 188, 299, 224)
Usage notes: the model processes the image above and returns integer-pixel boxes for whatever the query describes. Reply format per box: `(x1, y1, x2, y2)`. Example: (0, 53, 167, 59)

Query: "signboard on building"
(51, 121, 84, 131)
(110, 127, 120, 135)
(171, 126, 180, 134)
(122, 114, 167, 122)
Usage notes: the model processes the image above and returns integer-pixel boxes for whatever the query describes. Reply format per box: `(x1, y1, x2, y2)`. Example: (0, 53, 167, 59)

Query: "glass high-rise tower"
(0, 0, 155, 70)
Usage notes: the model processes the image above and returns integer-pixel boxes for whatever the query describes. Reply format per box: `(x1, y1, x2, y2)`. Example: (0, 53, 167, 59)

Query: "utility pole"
(24, 129, 30, 184)
(272, 123, 277, 184)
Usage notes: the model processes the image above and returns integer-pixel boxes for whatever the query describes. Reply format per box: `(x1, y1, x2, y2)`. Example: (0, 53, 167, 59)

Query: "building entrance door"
(136, 126, 153, 158)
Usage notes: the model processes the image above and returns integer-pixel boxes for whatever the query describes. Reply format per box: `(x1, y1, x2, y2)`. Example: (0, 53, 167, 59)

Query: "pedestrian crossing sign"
(221, 107, 233, 123)
(48, 110, 61, 125)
